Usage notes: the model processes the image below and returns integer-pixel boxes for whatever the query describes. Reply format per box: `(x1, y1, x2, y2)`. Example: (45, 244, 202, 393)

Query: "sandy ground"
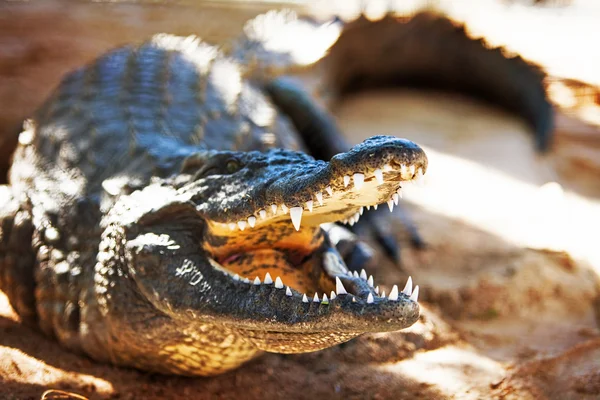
(1, 1, 599, 399)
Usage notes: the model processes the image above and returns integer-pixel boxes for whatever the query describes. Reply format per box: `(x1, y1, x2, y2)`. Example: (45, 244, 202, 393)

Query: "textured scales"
(0, 10, 552, 376)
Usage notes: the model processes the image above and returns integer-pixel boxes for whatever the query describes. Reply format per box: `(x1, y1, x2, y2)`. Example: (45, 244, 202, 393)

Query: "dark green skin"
(0, 11, 552, 376)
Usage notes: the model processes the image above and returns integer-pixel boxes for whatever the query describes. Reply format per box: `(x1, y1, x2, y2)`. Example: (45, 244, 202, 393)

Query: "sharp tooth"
(306, 200, 313, 212)
(373, 204, 378, 210)
(326, 186, 333, 196)
(392, 193, 399, 206)
(238, 220, 247, 231)
(313, 293, 320, 302)
(387, 199, 394, 212)
(409, 165, 416, 177)
(281, 204, 289, 214)
(286, 286, 293, 296)
(359, 207, 364, 215)
(335, 277, 347, 294)
(233, 274, 240, 281)
(389, 285, 399, 301)
(315, 192, 323, 206)
(243, 278, 250, 283)
(330, 291, 337, 300)
(397, 188, 403, 198)
(275, 276, 283, 288)
(322, 293, 329, 303)
(342, 219, 348, 225)
(375, 285, 379, 294)
(410, 285, 420, 302)
(302, 294, 309, 303)
(366, 205, 371, 210)
(360, 269, 367, 280)
(353, 173, 364, 190)
(349, 216, 355, 226)
(400, 164, 408, 178)
(367, 293, 374, 304)
(352, 296, 357, 303)
(354, 212, 360, 222)
(374, 168, 384, 185)
(253, 277, 261, 285)
(228, 223, 237, 230)
(383, 164, 393, 172)
(353, 271, 359, 278)
(259, 210, 267, 219)
(381, 290, 386, 298)
(368, 275, 374, 287)
(248, 216, 256, 228)
(347, 271, 353, 276)
(264, 272, 273, 284)
(290, 207, 303, 231)
(343, 175, 351, 187)
(271, 204, 278, 214)
(402, 276, 413, 296)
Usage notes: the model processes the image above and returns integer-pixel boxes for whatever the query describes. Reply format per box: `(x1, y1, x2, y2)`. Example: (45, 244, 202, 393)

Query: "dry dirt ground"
(1, 1, 600, 399)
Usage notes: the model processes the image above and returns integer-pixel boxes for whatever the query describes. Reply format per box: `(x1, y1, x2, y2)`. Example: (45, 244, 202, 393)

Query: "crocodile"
(0, 10, 552, 376)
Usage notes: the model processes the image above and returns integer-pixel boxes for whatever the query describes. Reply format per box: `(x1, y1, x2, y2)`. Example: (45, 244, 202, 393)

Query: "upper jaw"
(207, 135, 428, 233)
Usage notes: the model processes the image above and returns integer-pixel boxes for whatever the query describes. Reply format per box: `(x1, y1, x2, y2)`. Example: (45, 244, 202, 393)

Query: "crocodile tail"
(325, 12, 554, 152)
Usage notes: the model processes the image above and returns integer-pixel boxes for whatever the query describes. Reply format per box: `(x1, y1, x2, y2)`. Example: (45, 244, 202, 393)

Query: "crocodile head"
(117, 135, 426, 358)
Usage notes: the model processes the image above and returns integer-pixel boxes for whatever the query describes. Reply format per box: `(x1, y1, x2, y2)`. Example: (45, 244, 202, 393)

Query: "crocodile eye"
(225, 159, 242, 174)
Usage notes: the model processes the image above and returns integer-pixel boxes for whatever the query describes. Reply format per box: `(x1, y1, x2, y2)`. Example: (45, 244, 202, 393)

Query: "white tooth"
(330, 291, 337, 300)
(353, 271, 359, 278)
(264, 272, 273, 284)
(302, 294, 309, 303)
(228, 223, 237, 231)
(313, 293, 320, 302)
(244, 278, 250, 283)
(359, 207, 364, 215)
(347, 270, 353, 276)
(368, 275, 374, 287)
(259, 210, 267, 219)
(349, 217, 355, 226)
(290, 207, 303, 231)
(367, 293, 374, 304)
(271, 204, 278, 214)
(360, 269, 367, 280)
(373, 204, 378, 210)
(409, 165, 416, 177)
(392, 193, 399, 206)
(402, 276, 413, 296)
(281, 204, 289, 214)
(389, 285, 399, 301)
(353, 173, 364, 190)
(354, 212, 360, 222)
(233, 274, 240, 281)
(352, 296, 357, 303)
(400, 164, 408, 178)
(306, 200, 313, 212)
(387, 200, 394, 212)
(253, 277, 261, 285)
(335, 277, 347, 294)
(286, 286, 293, 296)
(322, 293, 329, 303)
(342, 219, 348, 225)
(343, 175, 351, 187)
(375, 285, 379, 294)
(381, 290, 386, 298)
(275, 276, 283, 288)
(238, 220, 247, 231)
(383, 164, 393, 172)
(248, 216, 256, 228)
(374, 169, 384, 185)
(315, 192, 323, 206)
(397, 188, 403, 198)
(366, 205, 371, 210)
(410, 285, 420, 302)
(326, 186, 333, 196)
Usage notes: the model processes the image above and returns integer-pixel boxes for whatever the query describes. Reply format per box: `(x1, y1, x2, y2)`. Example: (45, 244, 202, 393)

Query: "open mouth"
(200, 135, 426, 317)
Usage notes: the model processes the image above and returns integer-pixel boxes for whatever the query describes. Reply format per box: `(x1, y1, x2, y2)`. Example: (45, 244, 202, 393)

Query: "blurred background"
(0, 1, 599, 399)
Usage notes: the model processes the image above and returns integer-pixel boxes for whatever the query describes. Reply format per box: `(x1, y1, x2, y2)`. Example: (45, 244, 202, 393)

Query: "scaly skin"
(0, 10, 552, 376)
